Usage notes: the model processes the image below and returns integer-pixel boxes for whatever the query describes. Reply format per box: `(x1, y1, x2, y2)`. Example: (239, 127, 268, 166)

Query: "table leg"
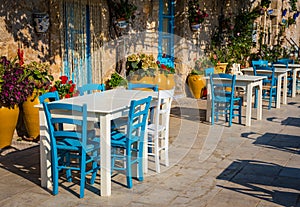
(39, 108, 52, 189)
(246, 84, 252, 126)
(283, 73, 288, 105)
(100, 114, 112, 196)
(292, 69, 299, 98)
(276, 74, 282, 108)
(206, 81, 212, 122)
(257, 81, 263, 120)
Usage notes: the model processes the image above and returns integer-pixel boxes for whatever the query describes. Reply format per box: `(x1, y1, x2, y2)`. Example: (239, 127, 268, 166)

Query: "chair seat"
(57, 137, 100, 152)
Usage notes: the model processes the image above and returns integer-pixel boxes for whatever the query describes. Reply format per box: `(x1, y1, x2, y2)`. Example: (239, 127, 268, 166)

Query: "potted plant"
(188, 56, 213, 99)
(0, 56, 34, 148)
(19, 61, 54, 141)
(112, 0, 137, 29)
(106, 72, 127, 89)
(187, 0, 208, 31)
(126, 53, 158, 83)
(49, 75, 78, 99)
(156, 60, 176, 90)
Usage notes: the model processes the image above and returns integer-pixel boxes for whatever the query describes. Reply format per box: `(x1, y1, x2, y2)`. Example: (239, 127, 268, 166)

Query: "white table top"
(205, 74, 266, 82)
(37, 89, 157, 113)
(242, 67, 291, 73)
(272, 63, 300, 69)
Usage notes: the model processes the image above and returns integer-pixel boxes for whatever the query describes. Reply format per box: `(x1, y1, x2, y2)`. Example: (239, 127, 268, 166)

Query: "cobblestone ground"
(0, 95, 299, 207)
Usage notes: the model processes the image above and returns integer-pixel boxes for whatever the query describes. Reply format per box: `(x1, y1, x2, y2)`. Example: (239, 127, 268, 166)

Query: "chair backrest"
(42, 102, 88, 153)
(273, 58, 294, 68)
(153, 89, 174, 131)
(204, 67, 215, 76)
(78, 83, 105, 95)
(210, 73, 236, 102)
(39, 91, 60, 103)
(128, 83, 159, 92)
(253, 65, 276, 86)
(252, 60, 268, 68)
(126, 96, 152, 145)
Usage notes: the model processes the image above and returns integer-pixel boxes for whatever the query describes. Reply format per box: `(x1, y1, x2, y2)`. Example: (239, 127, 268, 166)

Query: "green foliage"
(261, 0, 271, 8)
(112, 0, 137, 20)
(290, 0, 298, 11)
(210, 7, 260, 68)
(187, 0, 208, 24)
(23, 61, 54, 97)
(107, 72, 127, 88)
(126, 53, 158, 78)
(190, 56, 214, 75)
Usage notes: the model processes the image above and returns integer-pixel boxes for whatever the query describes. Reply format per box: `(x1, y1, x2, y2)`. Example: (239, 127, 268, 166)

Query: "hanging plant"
(290, 0, 298, 11)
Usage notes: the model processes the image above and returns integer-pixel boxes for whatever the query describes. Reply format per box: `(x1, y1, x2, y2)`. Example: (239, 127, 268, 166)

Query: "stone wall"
(1, 0, 300, 95)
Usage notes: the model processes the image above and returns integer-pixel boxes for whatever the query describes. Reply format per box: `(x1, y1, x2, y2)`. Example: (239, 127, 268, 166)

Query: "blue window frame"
(158, 0, 175, 68)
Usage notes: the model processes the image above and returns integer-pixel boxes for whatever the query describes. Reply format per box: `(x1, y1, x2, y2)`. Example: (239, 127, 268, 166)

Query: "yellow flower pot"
(215, 63, 228, 73)
(187, 74, 206, 99)
(0, 106, 19, 148)
(22, 93, 40, 140)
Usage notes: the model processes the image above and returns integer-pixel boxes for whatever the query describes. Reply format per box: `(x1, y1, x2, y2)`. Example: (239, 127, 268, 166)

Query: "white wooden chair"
(147, 89, 174, 173)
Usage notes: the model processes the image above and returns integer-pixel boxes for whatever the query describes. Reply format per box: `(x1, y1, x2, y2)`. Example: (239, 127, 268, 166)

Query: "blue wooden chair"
(128, 83, 159, 92)
(253, 64, 277, 110)
(111, 96, 152, 188)
(78, 83, 105, 95)
(273, 58, 294, 96)
(210, 73, 242, 126)
(42, 102, 100, 198)
(39, 91, 60, 103)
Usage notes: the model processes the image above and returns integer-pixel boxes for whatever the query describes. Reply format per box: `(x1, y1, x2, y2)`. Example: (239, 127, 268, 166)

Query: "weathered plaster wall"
(1, 0, 300, 94)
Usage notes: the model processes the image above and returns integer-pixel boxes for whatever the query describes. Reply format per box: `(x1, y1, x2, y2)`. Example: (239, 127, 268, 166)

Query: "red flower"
(161, 64, 167, 70)
(49, 86, 56, 92)
(65, 94, 71, 98)
(60, 76, 68, 84)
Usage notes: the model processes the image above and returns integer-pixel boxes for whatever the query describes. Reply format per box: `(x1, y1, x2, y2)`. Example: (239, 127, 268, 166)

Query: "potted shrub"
(19, 61, 54, 141)
(187, 0, 208, 31)
(126, 53, 158, 83)
(188, 56, 213, 99)
(0, 56, 33, 148)
(107, 72, 127, 89)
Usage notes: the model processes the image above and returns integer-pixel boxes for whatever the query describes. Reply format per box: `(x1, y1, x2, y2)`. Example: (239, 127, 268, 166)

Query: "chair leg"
(52, 159, 59, 195)
(79, 153, 86, 198)
(65, 152, 72, 182)
(254, 88, 258, 108)
(268, 89, 273, 110)
(238, 99, 242, 124)
(164, 130, 169, 167)
(126, 152, 133, 188)
(138, 141, 144, 181)
(154, 134, 160, 173)
(229, 104, 233, 127)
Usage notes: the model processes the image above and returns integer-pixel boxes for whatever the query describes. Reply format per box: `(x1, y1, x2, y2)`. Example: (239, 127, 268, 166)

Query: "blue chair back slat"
(78, 83, 105, 95)
(39, 91, 60, 103)
(128, 83, 159, 92)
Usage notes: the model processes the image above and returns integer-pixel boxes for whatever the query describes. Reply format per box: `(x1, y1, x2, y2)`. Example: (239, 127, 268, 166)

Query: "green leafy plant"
(107, 72, 127, 88)
(23, 61, 54, 98)
(126, 53, 158, 78)
(210, 7, 260, 69)
(190, 56, 213, 75)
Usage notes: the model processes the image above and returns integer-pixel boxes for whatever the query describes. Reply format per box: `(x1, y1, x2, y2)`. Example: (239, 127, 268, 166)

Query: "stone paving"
(0, 95, 299, 207)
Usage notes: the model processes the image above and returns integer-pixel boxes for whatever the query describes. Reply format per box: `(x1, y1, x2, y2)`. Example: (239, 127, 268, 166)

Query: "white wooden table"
(206, 75, 265, 126)
(242, 67, 291, 108)
(272, 63, 300, 98)
(37, 89, 157, 196)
